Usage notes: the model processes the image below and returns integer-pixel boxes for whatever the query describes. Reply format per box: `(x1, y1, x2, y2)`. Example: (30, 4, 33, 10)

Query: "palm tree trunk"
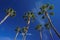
(27, 17, 30, 28)
(22, 17, 30, 40)
(14, 32, 19, 40)
(24, 17, 30, 33)
(40, 31, 42, 40)
(48, 29, 54, 40)
(22, 33, 26, 40)
(45, 12, 60, 38)
(0, 13, 10, 24)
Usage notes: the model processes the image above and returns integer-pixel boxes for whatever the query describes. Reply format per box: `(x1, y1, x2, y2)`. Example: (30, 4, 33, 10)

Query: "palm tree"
(22, 27, 28, 40)
(23, 11, 35, 39)
(14, 27, 21, 40)
(45, 23, 54, 40)
(35, 24, 42, 40)
(23, 11, 35, 27)
(38, 3, 60, 38)
(0, 8, 16, 24)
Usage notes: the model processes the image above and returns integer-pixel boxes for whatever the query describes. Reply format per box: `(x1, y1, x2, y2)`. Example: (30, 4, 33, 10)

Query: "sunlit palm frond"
(6, 8, 16, 17)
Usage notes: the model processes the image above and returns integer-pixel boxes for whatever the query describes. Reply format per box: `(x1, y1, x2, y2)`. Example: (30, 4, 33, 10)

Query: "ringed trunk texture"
(0, 13, 10, 24)
(45, 12, 60, 38)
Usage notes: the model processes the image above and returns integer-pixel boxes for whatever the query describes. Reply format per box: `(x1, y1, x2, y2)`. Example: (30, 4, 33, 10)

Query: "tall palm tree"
(38, 3, 60, 38)
(23, 11, 35, 27)
(14, 27, 21, 40)
(0, 8, 16, 24)
(23, 11, 35, 39)
(22, 27, 28, 40)
(45, 23, 54, 40)
(35, 24, 42, 40)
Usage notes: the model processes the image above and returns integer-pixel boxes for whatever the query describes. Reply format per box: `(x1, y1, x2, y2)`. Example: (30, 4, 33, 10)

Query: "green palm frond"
(31, 13, 35, 19)
(45, 3, 50, 8)
(27, 11, 32, 17)
(49, 12, 54, 16)
(23, 11, 32, 18)
(15, 27, 21, 33)
(35, 24, 42, 31)
(41, 3, 49, 10)
(45, 23, 50, 30)
(38, 12, 42, 15)
(22, 27, 28, 33)
(10, 11, 16, 17)
(23, 11, 35, 22)
(41, 5, 47, 9)
(6, 8, 16, 17)
(49, 5, 54, 10)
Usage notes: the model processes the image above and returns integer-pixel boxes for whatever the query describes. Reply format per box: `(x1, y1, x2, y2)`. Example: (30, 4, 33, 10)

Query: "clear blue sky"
(0, 0, 60, 40)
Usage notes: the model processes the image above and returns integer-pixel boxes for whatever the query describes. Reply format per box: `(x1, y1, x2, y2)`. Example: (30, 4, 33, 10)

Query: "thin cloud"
(32, 1, 45, 24)
(32, 1, 49, 40)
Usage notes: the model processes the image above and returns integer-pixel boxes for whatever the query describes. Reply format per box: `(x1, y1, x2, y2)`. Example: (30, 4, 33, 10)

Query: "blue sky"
(0, 0, 60, 40)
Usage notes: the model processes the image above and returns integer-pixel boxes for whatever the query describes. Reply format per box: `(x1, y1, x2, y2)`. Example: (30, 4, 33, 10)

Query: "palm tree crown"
(39, 3, 54, 15)
(23, 11, 35, 22)
(15, 27, 21, 33)
(45, 23, 50, 30)
(6, 8, 16, 17)
(35, 24, 42, 31)
(22, 27, 28, 33)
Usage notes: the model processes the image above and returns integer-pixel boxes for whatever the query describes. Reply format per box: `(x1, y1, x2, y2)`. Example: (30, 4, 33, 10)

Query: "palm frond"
(15, 27, 21, 33)
(35, 24, 42, 31)
(49, 12, 54, 16)
(45, 23, 50, 30)
(49, 5, 54, 10)
(22, 27, 28, 33)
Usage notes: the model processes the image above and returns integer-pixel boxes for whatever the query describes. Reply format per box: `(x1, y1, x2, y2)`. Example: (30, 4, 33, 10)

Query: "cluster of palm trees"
(37, 3, 60, 40)
(14, 11, 35, 40)
(14, 3, 60, 40)
(0, 3, 60, 40)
